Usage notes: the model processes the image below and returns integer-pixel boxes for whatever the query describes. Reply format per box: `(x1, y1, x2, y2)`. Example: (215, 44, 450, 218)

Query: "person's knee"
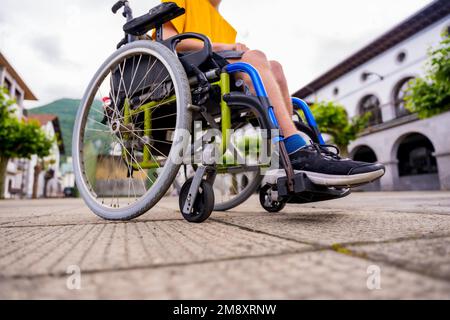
(269, 60, 285, 82)
(242, 50, 270, 69)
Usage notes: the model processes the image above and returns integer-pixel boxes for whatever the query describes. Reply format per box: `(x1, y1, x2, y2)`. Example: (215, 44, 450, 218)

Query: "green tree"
(405, 34, 450, 118)
(310, 101, 370, 156)
(0, 87, 54, 199)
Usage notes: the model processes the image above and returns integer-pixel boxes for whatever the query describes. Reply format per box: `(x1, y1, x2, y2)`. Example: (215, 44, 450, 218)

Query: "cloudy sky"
(0, 0, 432, 108)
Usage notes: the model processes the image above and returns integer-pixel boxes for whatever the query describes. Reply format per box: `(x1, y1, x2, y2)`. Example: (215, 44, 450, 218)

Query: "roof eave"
(0, 52, 38, 101)
(293, 0, 450, 99)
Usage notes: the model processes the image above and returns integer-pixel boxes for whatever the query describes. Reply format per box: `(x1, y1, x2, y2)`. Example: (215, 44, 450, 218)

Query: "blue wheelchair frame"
(225, 62, 325, 145)
(221, 62, 350, 205)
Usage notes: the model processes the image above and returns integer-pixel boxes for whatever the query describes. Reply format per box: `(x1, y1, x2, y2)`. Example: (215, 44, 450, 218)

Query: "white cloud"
(0, 0, 432, 108)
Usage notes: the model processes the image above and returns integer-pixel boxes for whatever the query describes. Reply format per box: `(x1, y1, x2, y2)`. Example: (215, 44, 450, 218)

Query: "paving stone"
(1, 192, 450, 299)
(294, 192, 450, 215)
(0, 198, 267, 227)
(348, 237, 450, 281)
(1, 251, 449, 299)
(0, 221, 309, 278)
(213, 204, 450, 246)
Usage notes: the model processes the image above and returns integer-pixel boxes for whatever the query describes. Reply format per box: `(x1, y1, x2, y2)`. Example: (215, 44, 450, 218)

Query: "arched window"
(393, 77, 414, 118)
(4, 78, 12, 94)
(353, 146, 378, 163)
(359, 95, 382, 127)
(397, 133, 438, 176)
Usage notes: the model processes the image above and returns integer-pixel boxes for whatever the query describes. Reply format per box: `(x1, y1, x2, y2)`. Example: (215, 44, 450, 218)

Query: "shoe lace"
(311, 143, 342, 160)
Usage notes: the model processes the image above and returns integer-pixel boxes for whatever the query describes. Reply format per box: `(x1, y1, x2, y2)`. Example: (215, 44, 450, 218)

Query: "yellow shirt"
(162, 0, 237, 44)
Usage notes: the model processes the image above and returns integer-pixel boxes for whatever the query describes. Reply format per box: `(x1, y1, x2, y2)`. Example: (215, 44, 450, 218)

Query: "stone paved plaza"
(0, 192, 449, 299)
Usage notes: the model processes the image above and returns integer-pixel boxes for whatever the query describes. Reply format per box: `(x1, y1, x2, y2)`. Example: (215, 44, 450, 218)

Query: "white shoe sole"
(264, 169, 385, 187)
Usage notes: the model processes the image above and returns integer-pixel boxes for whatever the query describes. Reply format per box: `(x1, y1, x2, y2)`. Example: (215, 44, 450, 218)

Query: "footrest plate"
(276, 173, 350, 204)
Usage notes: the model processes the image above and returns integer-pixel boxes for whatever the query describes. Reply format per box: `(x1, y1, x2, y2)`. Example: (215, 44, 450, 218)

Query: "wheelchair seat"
(123, 2, 185, 36)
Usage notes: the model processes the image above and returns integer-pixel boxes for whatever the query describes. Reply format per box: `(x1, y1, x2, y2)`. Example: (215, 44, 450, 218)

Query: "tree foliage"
(405, 34, 450, 118)
(0, 87, 54, 198)
(0, 87, 53, 159)
(310, 101, 370, 155)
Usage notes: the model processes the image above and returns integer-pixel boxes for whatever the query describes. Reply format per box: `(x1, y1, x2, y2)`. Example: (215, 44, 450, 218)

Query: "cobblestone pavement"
(0, 192, 449, 299)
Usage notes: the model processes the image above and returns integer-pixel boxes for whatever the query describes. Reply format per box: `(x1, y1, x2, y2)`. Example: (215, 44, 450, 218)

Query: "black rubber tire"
(179, 178, 215, 223)
(259, 184, 286, 213)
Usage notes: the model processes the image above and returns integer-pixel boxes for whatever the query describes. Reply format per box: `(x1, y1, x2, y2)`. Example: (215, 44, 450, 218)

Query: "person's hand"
(212, 43, 250, 52)
(213, 43, 234, 52)
(235, 43, 249, 52)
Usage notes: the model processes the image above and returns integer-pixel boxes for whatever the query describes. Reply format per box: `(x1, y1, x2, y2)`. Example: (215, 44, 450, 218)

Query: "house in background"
(294, 0, 450, 191)
(27, 114, 65, 198)
(1, 52, 65, 198)
(61, 157, 75, 190)
(0, 51, 37, 198)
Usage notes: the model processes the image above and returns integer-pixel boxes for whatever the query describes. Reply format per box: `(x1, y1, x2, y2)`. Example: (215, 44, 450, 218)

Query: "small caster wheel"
(259, 184, 286, 213)
(179, 177, 215, 223)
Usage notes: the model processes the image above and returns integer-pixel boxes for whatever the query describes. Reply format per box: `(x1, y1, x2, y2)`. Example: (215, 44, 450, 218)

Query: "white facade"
(0, 66, 25, 118)
(24, 120, 63, 198)
(1, 66, 28, 198)
(1, 52, 63, 198)
(306, 20, 449, 119)
(61, 157, 75, 189)
(302, 16, 450, 191)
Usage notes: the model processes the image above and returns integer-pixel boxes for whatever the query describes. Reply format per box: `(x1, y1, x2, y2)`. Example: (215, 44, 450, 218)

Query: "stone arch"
(392, 132, 440, 190)
(351, 145, 381, 191)
(351, 145, 378, 163)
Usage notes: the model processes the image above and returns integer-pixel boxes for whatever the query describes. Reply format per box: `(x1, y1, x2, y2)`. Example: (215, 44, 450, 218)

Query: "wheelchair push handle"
(112, 0, 135, 48)
(112, 1, 133, 21)
(112, 1, 126, 14)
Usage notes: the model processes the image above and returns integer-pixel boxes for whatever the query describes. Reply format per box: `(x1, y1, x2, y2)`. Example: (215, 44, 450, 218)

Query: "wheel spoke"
(76, 48, 186, 214)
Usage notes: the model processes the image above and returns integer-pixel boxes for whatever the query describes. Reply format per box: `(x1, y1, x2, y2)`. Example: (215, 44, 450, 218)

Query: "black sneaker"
(288, 144, 385, 187)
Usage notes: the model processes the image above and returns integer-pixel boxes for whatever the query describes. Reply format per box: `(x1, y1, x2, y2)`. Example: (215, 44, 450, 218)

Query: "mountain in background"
(28, 99, 81, 162)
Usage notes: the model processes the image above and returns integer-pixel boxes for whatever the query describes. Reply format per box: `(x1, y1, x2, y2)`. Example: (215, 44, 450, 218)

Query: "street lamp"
(361, 71, 384, 82)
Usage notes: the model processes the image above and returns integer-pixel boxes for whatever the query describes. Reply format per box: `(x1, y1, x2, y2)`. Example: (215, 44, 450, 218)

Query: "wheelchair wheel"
(179, 177, 214, 223)
(73, 40, 192, 221)
(213, 123, 264, 212)
(259, 184, 286, 213)
(213, 169, 263, 211)
(174, 165, 262, 212)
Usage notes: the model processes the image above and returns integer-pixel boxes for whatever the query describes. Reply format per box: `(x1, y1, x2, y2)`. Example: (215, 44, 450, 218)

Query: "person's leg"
(234, 50, 299, 140)
(269, 60, 293, 117)
(226, 51, 386, 187)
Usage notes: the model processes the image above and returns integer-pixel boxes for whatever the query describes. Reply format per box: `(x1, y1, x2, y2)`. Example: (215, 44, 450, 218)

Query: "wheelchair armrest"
(223, 92, 276, 131)
(162, 33, 213, 74)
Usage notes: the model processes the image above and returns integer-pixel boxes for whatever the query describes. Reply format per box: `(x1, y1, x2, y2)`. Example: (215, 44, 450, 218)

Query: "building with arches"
(294, 0, 450, 191)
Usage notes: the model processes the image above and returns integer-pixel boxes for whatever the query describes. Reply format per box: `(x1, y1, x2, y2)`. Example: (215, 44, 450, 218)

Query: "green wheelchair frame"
(122, 72, 240, 172)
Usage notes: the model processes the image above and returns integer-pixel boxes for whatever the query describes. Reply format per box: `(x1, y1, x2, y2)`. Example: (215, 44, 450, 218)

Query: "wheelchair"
(72, 1, 350, 223)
